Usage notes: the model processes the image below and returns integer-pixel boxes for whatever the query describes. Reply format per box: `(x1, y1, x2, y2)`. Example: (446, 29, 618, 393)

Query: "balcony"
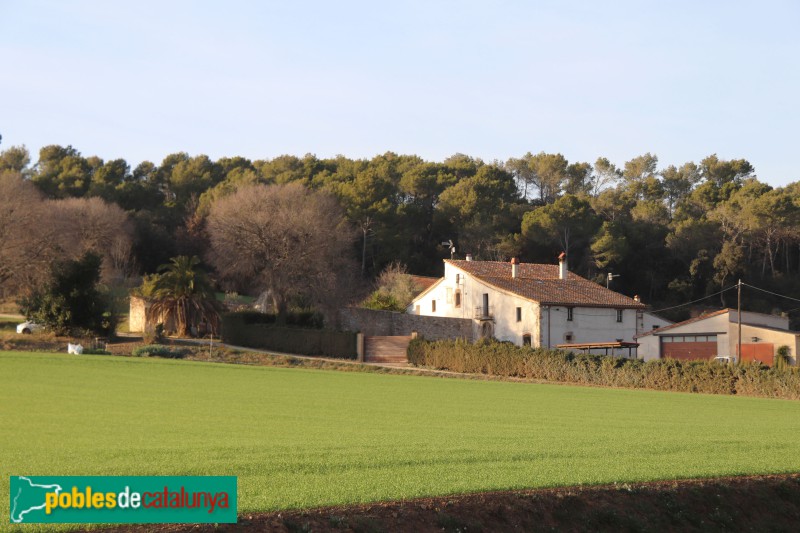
(474, 306, 494, 320)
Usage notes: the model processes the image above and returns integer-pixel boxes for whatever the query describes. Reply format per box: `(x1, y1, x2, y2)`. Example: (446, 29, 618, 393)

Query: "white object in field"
(68, 343, 84, 354)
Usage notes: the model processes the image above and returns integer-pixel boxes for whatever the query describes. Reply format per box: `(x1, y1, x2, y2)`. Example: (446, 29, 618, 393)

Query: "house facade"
(408, 255, 668, 356)
(635, 309, 799, 366)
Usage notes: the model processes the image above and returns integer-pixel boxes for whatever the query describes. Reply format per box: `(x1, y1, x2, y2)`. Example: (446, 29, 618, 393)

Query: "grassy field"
(3, 351, 800, 531)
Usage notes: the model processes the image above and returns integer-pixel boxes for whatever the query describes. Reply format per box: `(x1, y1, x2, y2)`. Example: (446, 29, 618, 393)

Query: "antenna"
(441, 239, 456, 258)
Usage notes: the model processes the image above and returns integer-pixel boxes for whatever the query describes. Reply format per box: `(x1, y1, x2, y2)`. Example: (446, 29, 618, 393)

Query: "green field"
(3, 351, 800, 530)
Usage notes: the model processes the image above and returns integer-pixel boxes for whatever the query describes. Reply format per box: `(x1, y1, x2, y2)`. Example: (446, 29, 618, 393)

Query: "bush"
(81, 348, 111, 355)
(143, 323, 165, 344)
(132, 344, 187, 359)
(221, 313, 355, 359)
(775, 345, 791, 370)
(408, 338, 800, 400)
(18, 252, 110, 336)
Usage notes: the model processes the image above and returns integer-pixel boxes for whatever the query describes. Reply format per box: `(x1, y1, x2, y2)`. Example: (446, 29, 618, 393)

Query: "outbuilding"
(635, 309, 798, 366)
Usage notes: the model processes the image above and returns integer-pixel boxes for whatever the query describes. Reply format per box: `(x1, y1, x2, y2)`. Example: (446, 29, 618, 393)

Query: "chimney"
(511, 257, 519, 278)
(558, 252, 567, 280)
(465, 253, 473, 262)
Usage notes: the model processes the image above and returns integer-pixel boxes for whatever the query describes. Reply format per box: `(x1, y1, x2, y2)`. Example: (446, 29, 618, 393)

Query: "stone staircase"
(364, 335, 411, 364)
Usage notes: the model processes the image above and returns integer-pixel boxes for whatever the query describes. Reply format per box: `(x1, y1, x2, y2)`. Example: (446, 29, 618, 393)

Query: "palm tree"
(147, 256, 220, 337)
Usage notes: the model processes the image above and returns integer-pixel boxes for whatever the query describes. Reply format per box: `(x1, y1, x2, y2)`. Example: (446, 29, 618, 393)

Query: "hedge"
(222, 313, 356, 359)
(408, 338, 800, 400)
(132, 344, 187, 358)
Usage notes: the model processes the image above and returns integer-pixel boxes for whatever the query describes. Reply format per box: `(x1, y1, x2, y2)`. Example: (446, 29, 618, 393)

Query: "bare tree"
(0, 171, 58, 292)
(207, 183, 357, 323)
(48, 197, 135, 282)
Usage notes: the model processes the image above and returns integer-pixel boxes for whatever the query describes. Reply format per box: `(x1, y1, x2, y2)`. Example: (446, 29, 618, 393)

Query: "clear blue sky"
(2, 1, 798, 185)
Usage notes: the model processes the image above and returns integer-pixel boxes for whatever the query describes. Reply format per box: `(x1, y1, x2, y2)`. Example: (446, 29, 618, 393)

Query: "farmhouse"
(635, 308, 799, 366)
(407, 254, 668, 355)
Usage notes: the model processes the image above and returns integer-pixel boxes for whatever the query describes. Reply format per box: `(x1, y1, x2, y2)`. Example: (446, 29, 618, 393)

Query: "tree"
(661, 162, 700, 215)
(0, 145, 32, 176)
(437, 164, 519, 259)
(591, 157, 622, 196)
(506, 152, 568, 203)
(207, 183, 357, 323)
(145, 256, 220, 337)
(0, 171, 57, 291)
(49, 197, 134, 282)
(521, 194, 600, 269)
(622, 153, 662, 201)
(31, 145, 92, 198)
(361, 262, 417, 312)
(19, 252, 109, 335)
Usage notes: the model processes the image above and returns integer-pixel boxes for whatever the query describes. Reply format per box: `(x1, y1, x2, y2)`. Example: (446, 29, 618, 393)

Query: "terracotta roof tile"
(447, 260, 645, 309)
(410, 275, 439, 295)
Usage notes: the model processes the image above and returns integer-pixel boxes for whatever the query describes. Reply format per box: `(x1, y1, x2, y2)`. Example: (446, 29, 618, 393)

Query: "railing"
(474, 306, 494, 320)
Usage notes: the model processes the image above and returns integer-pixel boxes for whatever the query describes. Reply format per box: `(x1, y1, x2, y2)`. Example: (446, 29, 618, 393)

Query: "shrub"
(132, 344, 187, 358)
(408, 338, 800, 400)
(143, 323, 165, 345)
(81, 348, 111, 355)
(775, 345, 791, 370)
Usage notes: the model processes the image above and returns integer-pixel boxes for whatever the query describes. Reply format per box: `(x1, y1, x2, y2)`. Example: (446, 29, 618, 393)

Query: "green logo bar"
(9, 476, 237, 524)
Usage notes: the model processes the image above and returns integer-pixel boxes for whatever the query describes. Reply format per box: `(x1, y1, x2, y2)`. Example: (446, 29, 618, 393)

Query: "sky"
(2, 0, 799, 186)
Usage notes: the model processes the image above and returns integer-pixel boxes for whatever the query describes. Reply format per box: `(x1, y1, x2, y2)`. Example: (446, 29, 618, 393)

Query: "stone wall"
(129, 296, 147, 333)
(339, 307, 473, 341)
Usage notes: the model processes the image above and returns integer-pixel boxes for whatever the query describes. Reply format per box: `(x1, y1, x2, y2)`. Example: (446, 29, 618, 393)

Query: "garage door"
(661, 335, 717, 361)
(739, 343, 774, 366)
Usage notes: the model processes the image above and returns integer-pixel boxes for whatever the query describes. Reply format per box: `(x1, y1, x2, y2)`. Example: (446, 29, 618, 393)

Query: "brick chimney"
(558, 252, 567, 280)
(511, 257, 519, 278)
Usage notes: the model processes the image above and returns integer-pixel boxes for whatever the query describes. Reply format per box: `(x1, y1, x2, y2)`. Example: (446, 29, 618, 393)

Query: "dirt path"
(88, 473, 800, 532)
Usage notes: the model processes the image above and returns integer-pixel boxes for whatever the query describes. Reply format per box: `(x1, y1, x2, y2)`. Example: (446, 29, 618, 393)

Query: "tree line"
(2, 142, 800, 324)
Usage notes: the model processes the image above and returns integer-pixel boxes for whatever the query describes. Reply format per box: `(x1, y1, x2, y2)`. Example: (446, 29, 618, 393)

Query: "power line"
(648, 285, 737, 314)
(741, 282, 800, 305)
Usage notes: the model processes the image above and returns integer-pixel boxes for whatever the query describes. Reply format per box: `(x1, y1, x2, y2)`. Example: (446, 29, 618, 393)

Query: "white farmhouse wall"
(540, 305, 637, 350)
(638, 312, 671, 336)
(637, 336, 660, 361)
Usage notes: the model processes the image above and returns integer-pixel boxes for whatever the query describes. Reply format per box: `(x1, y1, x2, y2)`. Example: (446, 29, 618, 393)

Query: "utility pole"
(737, 279, 742, 365)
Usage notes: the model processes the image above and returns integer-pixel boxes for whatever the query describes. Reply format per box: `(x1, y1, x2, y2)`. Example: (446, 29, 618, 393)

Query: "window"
(456, 273, 460, 284)
(567, 307, 574, 321)
(522, 334, 531, 346)
(565, 334, 573, 342)
(516, 307, 522, 322)
(454, 290, 461, 308)
(432, 300, 436, 312)
(616, 309, 623, 322)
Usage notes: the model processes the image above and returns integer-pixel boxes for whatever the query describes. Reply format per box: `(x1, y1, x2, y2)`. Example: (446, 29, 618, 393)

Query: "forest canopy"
(2, 142, 800, 324)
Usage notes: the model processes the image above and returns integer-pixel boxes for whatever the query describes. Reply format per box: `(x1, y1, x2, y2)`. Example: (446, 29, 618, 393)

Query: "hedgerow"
(408, 338, 800, 400)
